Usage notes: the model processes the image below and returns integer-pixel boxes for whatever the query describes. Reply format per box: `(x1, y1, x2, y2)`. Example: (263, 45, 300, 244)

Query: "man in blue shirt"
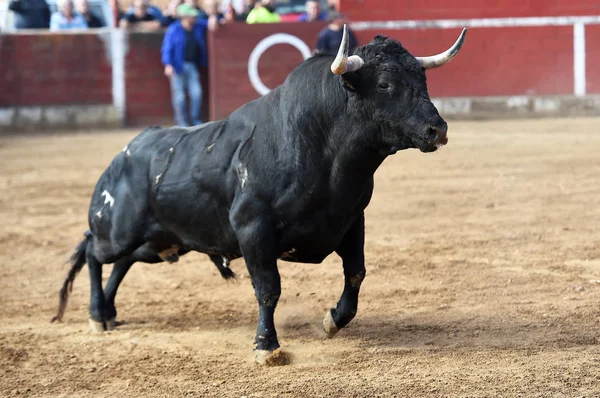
(161, 4, 216, 126)
(315, 12, 358, 56)
(49, 0, 88, 30)
(297, 0, 327, 22)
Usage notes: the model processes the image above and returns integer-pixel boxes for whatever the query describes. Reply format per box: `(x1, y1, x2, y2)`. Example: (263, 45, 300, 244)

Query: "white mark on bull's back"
(95, 210, 102, 219)
(237, 163, 248, 188)
(101, 190, 115, 207)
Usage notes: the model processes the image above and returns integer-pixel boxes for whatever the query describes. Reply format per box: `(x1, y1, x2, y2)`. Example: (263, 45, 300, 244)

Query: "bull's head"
(331, 25, 467, 154)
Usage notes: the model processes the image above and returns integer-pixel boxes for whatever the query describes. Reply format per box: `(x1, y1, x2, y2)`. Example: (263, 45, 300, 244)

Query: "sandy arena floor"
(1, 118, 599, 397)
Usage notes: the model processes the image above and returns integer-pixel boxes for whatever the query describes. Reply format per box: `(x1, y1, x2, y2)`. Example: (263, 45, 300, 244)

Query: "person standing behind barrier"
(314, 12, 358, 56)
(198, 0, 226, 24)
(231, 0, 256, 22)
(8, 0, 51, 29)
(246, 0, 279, 24)
(124, 0, 164, 23)
(297, 0, 327, 22)
(161, 4, 217, 126)
(326, 0, 338, 13)
(75, 0, 104, 28)
(50, 0, 88, 30)
(161, 0, 182, 27)
(119, 0, 162, 30)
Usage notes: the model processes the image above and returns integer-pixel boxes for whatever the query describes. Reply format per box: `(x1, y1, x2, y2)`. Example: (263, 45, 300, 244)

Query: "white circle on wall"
(248, 33, 313, 96)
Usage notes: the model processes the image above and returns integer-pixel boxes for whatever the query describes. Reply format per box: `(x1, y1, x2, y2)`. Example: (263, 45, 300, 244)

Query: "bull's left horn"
(416, 27, 467, 70)
(331, 24, 364, 75)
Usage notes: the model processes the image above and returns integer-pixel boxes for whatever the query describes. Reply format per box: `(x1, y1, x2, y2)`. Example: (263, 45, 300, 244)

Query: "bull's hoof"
(322, 308, 339, 339)
(106, 318, 116, 331)
(88, 318, 116, 333)
(254, 349, 292, 366)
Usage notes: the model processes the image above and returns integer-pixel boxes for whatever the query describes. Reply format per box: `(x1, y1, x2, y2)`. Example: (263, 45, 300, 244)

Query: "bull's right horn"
(415, 28, 467, 70)
(331, 24, 364, 75)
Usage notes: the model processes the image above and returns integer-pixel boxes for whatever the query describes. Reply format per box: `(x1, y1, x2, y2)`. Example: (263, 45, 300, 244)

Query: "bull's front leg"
(232, 209, 289, 366)
(247, 256, 282, 362)
(323, 214, 366, 338)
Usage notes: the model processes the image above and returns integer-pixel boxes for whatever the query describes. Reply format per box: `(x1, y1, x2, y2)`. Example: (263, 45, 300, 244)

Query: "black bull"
(51, 26, 467, 365)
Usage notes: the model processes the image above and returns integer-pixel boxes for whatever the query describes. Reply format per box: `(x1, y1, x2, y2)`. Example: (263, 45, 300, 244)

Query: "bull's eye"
(377, 83, 392, 94)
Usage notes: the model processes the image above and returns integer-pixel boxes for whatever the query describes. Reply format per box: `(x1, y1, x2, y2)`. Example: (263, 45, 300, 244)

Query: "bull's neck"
(303, 86, 386, 183)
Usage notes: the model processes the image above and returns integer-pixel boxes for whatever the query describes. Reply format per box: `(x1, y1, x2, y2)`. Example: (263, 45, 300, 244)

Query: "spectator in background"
(232, 0, 256, 21)
(161, 0, 182, 27)
(161, 4, 218, 126)
(50, 0, 88, 30)
(75, 0, 104, 28)
(125, 0, 164, 22)
(199, 0, 226, 23)
(297, 0, 327, 22)
(246, 0, 279, 24)
(8, 0, 50, 29)
(315, 12, 358, 56)
(119, 0, 162, 30)
(327, 0, 339, 12)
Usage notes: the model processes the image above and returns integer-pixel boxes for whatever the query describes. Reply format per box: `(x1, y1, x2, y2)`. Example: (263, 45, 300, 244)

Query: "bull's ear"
(341, 72, 361, 93)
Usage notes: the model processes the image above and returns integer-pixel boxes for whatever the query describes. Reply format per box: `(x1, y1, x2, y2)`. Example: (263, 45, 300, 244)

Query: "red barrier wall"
(340, 0, 600, 21)
(585, 25, 600, 94)
(0, 33, 113, 107)
(0, 31, 209, 126)
(353, 26, 575, 98)
(125, 32, 169, 126)
(208, 22, 326, 121)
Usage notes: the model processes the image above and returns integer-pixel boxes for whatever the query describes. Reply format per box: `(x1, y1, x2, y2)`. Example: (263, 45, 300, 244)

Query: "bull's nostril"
(427, 128, 439, 143)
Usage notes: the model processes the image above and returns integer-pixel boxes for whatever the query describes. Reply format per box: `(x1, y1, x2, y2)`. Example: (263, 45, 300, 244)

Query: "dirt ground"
(1, 118, 599, 397)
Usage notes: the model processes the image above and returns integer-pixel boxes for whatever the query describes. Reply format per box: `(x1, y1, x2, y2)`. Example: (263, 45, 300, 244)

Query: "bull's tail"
(50, 231, 92, 323)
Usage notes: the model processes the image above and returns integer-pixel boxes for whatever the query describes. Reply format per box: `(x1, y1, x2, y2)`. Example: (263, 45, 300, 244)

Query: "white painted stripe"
(350, 15, 600, 31)
(111, 29, 127, 126)
(574, 23, 586, 96)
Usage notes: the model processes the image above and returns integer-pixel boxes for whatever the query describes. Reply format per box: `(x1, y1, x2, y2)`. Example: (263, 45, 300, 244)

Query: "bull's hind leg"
(102, 245, 167, 330)
(323, 214, 366, 338)
(87, 242, 112, 333)
(102, 256, 135, 328)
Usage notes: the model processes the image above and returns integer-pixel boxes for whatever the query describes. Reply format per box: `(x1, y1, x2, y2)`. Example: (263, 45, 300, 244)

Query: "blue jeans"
(170, 62, 202, 127)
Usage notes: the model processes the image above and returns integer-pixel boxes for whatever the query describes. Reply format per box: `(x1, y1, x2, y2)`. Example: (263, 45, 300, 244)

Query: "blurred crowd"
(7, 0, 343, 30)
